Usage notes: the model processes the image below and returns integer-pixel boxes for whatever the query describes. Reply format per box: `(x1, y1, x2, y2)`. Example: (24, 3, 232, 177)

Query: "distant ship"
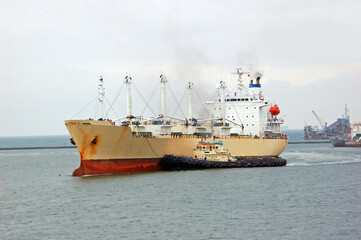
(65, 67, 288, 176)
(330, 122, 361, 147)
(304, 106, 352, 140)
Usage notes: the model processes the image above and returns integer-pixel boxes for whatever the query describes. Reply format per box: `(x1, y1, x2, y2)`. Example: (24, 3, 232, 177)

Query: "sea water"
(0, 131, 360, 239)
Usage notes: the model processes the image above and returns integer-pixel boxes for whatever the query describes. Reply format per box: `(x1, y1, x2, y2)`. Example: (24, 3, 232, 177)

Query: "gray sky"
(1, 0, 361, 136)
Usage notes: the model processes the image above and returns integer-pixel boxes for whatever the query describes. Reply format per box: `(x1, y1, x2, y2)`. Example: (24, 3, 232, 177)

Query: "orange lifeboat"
(270, 104, 280, 116)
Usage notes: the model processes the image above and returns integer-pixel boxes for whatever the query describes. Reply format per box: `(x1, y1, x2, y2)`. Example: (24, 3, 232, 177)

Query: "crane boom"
(312, 110, 327, 130)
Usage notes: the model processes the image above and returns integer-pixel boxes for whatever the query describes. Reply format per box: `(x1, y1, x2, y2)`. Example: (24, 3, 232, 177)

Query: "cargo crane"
(312, 110, 328, 133)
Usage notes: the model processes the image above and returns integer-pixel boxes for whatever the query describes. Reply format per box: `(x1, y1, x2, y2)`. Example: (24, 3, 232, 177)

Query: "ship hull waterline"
(72, 158, 164, 176)
(66, 120, 288, 176)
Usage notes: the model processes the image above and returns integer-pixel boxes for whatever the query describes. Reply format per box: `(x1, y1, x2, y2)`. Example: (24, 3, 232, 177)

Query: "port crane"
(312, 110, 328, 132)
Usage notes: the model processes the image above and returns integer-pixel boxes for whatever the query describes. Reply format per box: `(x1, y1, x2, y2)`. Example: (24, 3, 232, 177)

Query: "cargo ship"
(65, 67, 288, 176)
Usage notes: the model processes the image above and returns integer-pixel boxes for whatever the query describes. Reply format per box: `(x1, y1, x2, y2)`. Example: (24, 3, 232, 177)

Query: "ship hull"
(72, 158, 164, 176)
(345, 143, 361, 147)
(330, 137, 346, 147)
(330, 137, 361, 147)
(65, 120, 288, 176)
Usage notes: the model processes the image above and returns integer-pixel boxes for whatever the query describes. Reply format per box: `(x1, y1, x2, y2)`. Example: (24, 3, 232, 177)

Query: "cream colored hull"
(65, 120, 288, 161)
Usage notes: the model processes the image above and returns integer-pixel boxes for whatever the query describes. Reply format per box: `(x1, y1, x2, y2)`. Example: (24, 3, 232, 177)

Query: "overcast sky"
(1, 0, 361, 136)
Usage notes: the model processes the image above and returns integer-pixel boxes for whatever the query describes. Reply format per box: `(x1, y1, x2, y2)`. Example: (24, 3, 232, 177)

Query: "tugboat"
(162, 140, 287, 170)
(193, 141, 236, 162)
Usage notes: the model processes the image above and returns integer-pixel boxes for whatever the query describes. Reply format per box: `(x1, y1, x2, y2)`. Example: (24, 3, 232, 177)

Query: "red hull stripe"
(73, 158, 164, 176)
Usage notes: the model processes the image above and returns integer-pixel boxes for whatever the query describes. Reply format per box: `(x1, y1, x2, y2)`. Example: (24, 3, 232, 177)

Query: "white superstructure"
(205, 67, 281, 137)
(94, 67, 283, 138)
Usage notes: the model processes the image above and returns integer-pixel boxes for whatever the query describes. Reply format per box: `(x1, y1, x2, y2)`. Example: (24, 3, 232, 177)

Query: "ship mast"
(160, 74, 168, 121)
(345, 104, 350, 119)
(98, 75, 105, 120)
(219, 80, 227, 125)
(233, 66, 251, 96)
(124, 75, 132, 121)
(187, 81, 194, 121)
(235, 67, 245, 91)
